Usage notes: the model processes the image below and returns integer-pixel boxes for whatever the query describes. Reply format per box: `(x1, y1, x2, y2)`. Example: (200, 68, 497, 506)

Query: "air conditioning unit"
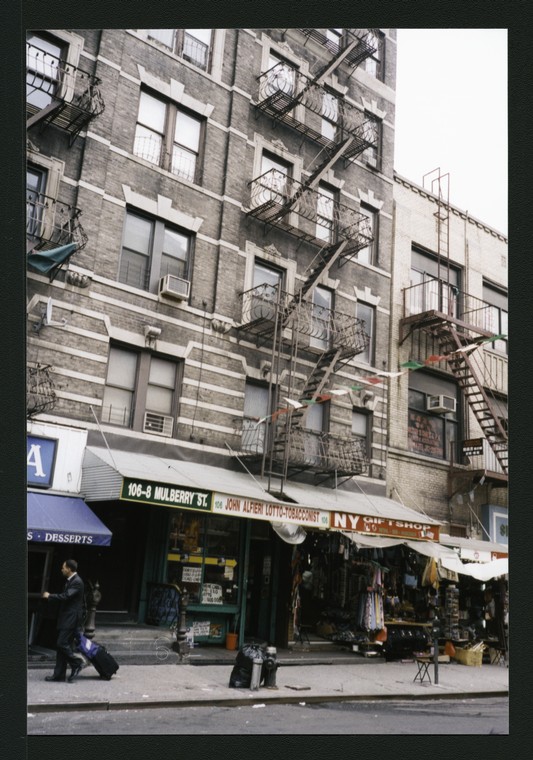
(158, 274, 190, 300)
(143, 412, 174, 437)
(426, 395, 457, 414)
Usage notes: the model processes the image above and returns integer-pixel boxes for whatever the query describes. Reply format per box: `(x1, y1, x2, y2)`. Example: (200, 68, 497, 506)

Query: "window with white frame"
(483, 282, 508, 354)
(26, 166, 48, 240)
(362, 113, 381, 169)
(254, 151, 292, 209)
(26, 32, 64, 110)
(118, 210, 192, 293)
(143, 29, 213, 71)
(134, 90, 203, 183)
(364, 30, 384, 80)
(310, 286, 333, 350)
(316, 184, 336, 243)
(102, 346, 179, 436)
(352, 409, 370, 456)
(304, 401, 328, 466)
(242, 382, 270, 454)
(410, 249, 460, 316)
(357, 204, 377, 265)
(265, 50, 296, 97)
(356, 301, 375, 365)
(321, 89, 339, 141)
(326, 28, 344, 47)
(250, 260, 283, 321)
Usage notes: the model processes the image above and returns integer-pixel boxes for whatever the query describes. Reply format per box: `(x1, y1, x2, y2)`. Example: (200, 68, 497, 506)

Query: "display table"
(382, 621, 432, 662)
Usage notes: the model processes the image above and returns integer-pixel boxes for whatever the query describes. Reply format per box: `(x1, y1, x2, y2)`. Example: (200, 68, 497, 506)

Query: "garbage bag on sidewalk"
(229, 642, 266, 688)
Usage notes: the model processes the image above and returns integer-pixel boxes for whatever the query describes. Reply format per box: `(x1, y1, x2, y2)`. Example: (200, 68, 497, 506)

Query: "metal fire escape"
(236, 31, 377, 487)
(26, 40, 105, 145)
(399, 170, 508, 477)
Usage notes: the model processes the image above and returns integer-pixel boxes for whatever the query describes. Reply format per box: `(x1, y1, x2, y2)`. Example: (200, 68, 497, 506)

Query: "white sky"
(394, 29, 508, 234)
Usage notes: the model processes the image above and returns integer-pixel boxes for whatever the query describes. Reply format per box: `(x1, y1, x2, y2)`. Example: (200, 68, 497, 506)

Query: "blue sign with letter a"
(27, 436, 57, 488)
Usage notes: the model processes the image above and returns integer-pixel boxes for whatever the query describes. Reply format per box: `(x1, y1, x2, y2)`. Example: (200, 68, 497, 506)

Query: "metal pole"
(83, 580, 101, 640)
(432, 616, 440, 685)
(174, 589, 190, 662)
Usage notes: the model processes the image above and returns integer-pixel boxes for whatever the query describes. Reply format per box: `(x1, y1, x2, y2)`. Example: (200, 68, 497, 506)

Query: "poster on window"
(182, 566, 202, 583)
(201, 583, 223, 604)
(408, 411, 444, 458)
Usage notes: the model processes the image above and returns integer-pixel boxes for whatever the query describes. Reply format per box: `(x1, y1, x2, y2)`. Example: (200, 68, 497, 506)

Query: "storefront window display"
(167, 512, 241, 605)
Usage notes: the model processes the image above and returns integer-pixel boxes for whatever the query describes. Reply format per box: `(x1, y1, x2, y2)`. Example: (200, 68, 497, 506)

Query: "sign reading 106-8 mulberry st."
(120, 477, 211, 511)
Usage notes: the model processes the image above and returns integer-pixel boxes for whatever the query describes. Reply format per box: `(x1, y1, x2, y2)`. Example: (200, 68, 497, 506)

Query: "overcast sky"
(394, 29, 507, 235)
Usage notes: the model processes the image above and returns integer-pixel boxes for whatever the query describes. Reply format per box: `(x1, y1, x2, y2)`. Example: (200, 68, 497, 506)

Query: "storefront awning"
(27, 492, 112, 546)
(439, 533, 508, 559)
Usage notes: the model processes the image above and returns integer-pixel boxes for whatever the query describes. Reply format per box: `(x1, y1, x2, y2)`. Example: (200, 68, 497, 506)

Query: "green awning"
(27, 243, 77, 274)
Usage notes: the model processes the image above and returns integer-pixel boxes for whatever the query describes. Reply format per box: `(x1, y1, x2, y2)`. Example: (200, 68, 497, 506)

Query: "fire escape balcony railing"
(297, 29, 378, 69)
(256, 63, 378, 160)
(27, 42, 105, 142)
(401, 279, 496, 340)
(238, 418, 370, 477)
(26, 192, 88, 253)
(247, 169, 373, 255)
(238, 284, 369, 356)
(463, 439, 506, 479)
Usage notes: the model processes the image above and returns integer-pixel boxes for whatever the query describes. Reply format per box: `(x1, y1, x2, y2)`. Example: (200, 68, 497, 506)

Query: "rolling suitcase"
(76, 633, 119, 680)
(91, 645, 119, 680)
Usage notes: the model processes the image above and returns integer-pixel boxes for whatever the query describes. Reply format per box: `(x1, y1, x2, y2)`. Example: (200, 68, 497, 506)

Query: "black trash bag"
(229, 664, 252, 688)
(229, 643, 266, 688)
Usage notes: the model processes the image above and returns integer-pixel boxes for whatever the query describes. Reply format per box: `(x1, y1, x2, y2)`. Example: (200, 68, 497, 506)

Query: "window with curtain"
(243, 382, 270, 454)
(358, 204, 377, 265)
(482, 282, 508, 354)
(101, 347, 138, 427)
(26, 32, 63, 110)
(356, 301, 375, 365)
(407, 374, 459, 461)
(310, 286, 333, 350)
(142, 29, 213, 72)
(316, 184, 336, 243)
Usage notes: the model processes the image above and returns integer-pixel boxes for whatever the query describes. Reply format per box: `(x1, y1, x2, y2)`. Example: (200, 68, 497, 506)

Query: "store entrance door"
(244, 522, 274, 642)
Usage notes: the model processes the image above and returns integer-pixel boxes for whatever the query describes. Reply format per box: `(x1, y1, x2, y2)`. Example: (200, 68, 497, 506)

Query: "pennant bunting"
(400, 360, 425, 369)
(283, 397, 304, 409)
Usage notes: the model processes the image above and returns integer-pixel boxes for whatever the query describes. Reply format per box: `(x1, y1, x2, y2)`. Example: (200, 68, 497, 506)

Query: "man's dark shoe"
(45, 675, 66, 682)
(67, 664, 83, 683)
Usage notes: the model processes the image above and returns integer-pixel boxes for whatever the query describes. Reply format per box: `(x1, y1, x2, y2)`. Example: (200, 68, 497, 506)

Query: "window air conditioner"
(159, 274, 190, 300)
(426, 395, 457, 414)
(143, 412, 174, 437)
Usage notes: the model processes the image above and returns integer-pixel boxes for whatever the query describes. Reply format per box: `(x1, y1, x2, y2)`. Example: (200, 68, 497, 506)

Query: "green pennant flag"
(481, 334, 507, 344)
(400, 360, 425, 369)
(350, 384, 364, 391)
(302, 398, 317, 405)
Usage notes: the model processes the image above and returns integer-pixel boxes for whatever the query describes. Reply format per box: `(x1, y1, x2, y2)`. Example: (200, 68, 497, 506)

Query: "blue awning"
(27, 492, 112, 547)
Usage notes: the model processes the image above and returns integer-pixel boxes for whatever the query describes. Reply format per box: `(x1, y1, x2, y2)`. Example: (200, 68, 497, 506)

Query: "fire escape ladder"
(436, 326, 508, 474)
(295, 240, 349, 305)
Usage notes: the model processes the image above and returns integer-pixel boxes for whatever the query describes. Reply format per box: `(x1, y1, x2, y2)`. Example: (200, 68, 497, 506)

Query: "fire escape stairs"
(431, 325, 508, 474)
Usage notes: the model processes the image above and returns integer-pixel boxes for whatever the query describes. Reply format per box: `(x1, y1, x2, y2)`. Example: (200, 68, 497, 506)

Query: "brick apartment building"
(26, 29, 507, 654)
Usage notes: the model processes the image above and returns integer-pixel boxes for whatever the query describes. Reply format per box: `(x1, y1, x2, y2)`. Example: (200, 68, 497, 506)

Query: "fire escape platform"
(399, 310, 495, 345)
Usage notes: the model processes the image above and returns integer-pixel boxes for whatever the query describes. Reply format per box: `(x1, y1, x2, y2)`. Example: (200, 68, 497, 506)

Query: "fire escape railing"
(297, 29, 378, 69)
(238, 417, 369, 477)
(247, 169, 373, 254)
(27, 42, 105, 143)
(401, 279, 496, 341)
(27, 363, 57, 418)
(26, 192, 88, 253)
(256, 63, 378, 161)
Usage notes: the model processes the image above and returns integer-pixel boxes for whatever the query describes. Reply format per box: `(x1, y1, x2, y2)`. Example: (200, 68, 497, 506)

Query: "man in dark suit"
(42, 559, 85, 683)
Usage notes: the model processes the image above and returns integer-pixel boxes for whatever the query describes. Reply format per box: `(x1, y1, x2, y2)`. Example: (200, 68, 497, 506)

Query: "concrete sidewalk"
(27, 657, 509, 713)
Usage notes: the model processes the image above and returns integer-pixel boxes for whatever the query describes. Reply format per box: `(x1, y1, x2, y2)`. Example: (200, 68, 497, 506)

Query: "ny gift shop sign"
(27, 436, 57, 488)
(331, 511, 440, 541)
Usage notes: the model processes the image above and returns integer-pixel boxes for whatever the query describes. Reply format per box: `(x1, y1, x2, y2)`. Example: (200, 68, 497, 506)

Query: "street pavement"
(27, 649, 508, 713)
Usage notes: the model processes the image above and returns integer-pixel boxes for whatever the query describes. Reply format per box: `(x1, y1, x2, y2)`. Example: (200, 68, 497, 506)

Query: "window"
(167, 513, 241, 608)
(358, 204, 378, 265)
(26, 33, 63, 110)
(265, 51, 296, 97)
(311, 286, 333, 350)
(101, 347, 138, 426)
(118, 210, 193, 293)
(352, 409, 370, 456)
(326, 28, 343, 46)
(260, 151, 291, 199)
(356, 302, 375, 365)
(410, 249, 460, 316)
(321, 90, 339, 141)
(304, 402, 327, 466)
(483, 283, 508, 354)
(144, 29, 213, 71)
(250, 260, 283, 320)
(243, 382, 270, 454)
(408, 375, 458, 460)
(102, 346, 180, 435)
(316, 184, 336, 243)
(26, 166, 47, 240)
(134, 90, 203, 182)
(364, 31, 384, 80)
(362, 114, 381, 169)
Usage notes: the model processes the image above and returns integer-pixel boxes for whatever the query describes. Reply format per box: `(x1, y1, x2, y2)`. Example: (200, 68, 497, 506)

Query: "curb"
(27, 689, 509, 714)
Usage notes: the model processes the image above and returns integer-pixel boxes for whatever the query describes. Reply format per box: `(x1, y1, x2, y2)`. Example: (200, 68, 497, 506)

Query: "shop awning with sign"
(82, 447, 441, 539)
(27, 492, 112, 546)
